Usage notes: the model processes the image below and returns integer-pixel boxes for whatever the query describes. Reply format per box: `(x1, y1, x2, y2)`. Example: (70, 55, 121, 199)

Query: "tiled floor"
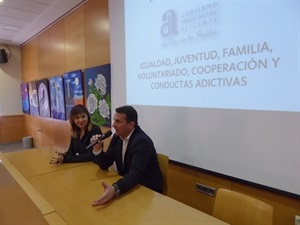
(0, 142, 30, 153)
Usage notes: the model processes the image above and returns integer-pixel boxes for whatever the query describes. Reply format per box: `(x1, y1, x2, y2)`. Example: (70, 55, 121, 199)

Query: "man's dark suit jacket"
(94, 126, 163, 195)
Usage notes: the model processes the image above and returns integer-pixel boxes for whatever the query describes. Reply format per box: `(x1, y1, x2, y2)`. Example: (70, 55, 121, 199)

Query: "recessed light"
(4, 26, 18, 31)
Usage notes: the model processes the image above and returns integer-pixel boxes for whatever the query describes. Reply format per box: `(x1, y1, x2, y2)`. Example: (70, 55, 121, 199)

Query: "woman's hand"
(50, 151, 65, 165)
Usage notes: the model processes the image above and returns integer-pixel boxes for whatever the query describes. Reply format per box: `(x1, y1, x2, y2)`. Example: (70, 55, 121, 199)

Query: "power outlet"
(295, 215, 300, 225)
(195, 183, 215, 196)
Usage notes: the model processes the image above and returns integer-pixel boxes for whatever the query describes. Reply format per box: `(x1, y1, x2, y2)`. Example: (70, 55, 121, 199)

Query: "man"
(91, 105, 163, 206)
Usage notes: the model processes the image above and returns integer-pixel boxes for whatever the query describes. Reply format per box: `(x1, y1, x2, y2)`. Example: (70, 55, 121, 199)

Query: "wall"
(0, 45, 23, 116)
(0, 45, 24, 144)
(168, 163, 300, 225)
(21, 0, 111, 149)
(20, 0, 300, 224)
(0, 115, 24, 144)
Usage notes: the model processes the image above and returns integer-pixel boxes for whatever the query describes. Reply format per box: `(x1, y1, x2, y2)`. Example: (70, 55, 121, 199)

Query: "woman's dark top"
(63, 124, 102, 163)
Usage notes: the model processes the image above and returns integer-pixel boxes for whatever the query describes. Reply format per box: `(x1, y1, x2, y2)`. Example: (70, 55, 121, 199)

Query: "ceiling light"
(4, 26, 19, 31)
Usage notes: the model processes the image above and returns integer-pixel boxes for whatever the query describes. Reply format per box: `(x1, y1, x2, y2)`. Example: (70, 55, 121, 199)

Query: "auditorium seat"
(213, 188, 273, 225)
(157, 153, 169, 195)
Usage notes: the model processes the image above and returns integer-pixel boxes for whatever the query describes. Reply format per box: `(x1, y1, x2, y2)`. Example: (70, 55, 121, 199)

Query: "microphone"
(86, 130, 112, 149)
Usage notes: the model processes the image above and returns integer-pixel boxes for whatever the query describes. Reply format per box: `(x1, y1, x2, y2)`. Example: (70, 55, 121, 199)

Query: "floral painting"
(28, 81, 39, 116)
(84, 64, 111, 127)
(63, 69, 84, 120)
(49, 76, 66, 120)
(36, 79, 50, 118)
(20, 83, 30, 114)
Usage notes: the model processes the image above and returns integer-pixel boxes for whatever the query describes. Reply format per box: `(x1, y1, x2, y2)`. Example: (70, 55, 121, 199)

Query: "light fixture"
(4, 26, 18, 31)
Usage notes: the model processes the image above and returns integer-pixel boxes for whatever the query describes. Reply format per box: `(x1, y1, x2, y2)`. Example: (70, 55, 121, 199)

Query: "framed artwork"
(20, 83, 30, 114)
(28, 81, 39, 116)
(63, 69, 84, 120)
(84, 64, 111, 127)
(49, 76, 66, 120)
(36, 79, 50, 118)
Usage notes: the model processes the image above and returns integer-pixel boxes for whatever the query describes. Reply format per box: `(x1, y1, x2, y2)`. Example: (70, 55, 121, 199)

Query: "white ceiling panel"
(0, 0, 87, 46)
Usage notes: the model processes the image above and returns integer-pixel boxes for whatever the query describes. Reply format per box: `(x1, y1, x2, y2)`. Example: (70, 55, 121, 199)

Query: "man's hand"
(90, 134, 104, 153)
(92, 181, 115, 206)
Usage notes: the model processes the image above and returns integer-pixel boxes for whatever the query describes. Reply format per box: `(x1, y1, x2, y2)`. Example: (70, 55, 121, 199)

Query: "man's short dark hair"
(115, 105, 138, 127)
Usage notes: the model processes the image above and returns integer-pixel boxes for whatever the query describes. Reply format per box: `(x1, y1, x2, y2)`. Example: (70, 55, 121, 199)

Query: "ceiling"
(0, 0, 87, 46)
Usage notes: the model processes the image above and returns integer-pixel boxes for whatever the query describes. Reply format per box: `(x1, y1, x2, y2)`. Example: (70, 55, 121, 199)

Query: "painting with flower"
(84, 64, 111, 127)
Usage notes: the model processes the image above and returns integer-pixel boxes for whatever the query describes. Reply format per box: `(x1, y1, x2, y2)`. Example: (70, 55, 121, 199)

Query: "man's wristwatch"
(112, 184, 120, 198)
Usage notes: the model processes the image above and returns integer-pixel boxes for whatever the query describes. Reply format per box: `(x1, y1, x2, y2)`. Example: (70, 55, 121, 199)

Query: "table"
(0, 163, 49, 225)
(4, 146, 87, 177)
(0, 149, 66, 225)
(1, 148, 229, 225)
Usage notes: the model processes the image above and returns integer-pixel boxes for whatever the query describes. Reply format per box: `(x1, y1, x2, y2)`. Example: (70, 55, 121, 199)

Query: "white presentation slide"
(109, 0, 300, 197)
(125, 1, 298, 112)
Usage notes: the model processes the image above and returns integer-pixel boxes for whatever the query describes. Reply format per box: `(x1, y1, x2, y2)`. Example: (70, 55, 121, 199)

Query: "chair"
(157, 153, 169, 195)
(213, 188, 273, 225)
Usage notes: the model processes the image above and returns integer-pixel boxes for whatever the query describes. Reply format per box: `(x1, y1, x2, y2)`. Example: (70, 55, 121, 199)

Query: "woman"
(51, 104, 102, 164)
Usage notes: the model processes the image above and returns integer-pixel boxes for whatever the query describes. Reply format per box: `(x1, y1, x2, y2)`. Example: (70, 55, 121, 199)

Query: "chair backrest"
(213, 188, 273, 225)
(157, 153, 169, 195)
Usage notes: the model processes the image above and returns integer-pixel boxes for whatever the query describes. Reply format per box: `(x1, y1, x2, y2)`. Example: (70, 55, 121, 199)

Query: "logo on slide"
(160, 3, 218, 47)
(160, 10, 177, 37)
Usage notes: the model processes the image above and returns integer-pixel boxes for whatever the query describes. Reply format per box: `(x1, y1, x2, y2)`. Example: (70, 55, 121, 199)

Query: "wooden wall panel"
(51, 119, 70, 150)
(37, 31, 51, 77)
(64, 7, 86, 71)
(21, 39, 39, 82)
(168, 162, 300, 225)
(39, 117, 53, 147)
(232, 182, 300, 225)
(23, 115, 41, 147)
(0, 116, 24, 144)
(84, 0, 110, 67)
(168, 163, 231, 214)
(48, 20, 66, 76)
(23, 115, 32, 136)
